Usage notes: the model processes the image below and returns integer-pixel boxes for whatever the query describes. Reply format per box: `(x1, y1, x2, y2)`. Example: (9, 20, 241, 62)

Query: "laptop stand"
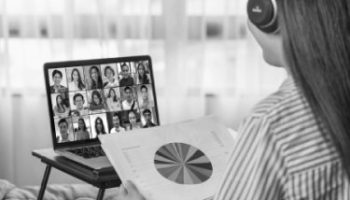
(32, 149, 121, 200)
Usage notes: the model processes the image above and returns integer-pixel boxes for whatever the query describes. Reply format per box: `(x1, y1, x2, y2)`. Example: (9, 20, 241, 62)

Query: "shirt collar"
(279, 76, 297, 91)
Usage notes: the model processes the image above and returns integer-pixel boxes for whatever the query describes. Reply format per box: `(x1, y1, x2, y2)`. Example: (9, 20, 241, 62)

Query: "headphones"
(247, 0, 279, 33)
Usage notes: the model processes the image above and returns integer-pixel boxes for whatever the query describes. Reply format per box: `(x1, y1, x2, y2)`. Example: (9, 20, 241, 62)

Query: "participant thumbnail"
(72, 116, 91, 141)
(122, 110, 141, 130)
(69, 91, 89, 116)
(135, 61, 151, 85)
(101, 63, 119, 88)
(137, 84, 154, 110)
(90, 113, 109, 138)
(87, 90, 107, 114)
(106, 112, 125, 134)
(117, 62, 135, 87)
(66, 67, 86, 91)
(54, 117, 74, 143)
(48, 68, 68, 93)
(84, 65, 103, 89)
(51, 92, 70, 118)
(140, 107, 158, 128)
(121, 86, 139, 111)
(104, 87, 122, 112)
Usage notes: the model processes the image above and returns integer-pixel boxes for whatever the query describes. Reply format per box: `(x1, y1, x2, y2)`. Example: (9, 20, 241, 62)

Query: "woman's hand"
(117, 180, 146, 200)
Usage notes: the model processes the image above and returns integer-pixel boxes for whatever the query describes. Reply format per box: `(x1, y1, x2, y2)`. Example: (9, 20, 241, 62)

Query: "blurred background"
(0, 0, 286, 187)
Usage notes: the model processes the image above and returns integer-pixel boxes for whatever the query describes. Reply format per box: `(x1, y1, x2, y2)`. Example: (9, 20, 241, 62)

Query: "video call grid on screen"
(44, 56, 159, 147)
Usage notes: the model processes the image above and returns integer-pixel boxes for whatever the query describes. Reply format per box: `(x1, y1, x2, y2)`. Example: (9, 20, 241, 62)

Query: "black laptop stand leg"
(37, 165, 52, 200)
(97, 188, 105, 200)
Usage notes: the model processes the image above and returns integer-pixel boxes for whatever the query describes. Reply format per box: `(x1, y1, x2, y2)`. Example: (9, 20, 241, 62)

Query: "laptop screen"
(44, 55, 159, 148)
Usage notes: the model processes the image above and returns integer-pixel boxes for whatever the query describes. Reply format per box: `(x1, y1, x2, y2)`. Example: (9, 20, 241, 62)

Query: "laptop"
(44, 55, 160, 170)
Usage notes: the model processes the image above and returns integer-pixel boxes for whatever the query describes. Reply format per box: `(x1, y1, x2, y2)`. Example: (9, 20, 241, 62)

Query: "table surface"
(32, 148, 121, 188)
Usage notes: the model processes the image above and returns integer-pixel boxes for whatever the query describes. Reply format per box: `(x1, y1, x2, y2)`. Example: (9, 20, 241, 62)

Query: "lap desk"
(32, 149, 121, 200)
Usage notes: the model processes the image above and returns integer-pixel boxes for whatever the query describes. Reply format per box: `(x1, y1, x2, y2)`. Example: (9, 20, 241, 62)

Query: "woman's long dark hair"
(56, 94, 65, 112)
(71, 68, 85, 90)
(108, 88, 118, 102)
(278, 0, 350, 178)
(89, 66, 103, 89)
(95, 117, 106, 134)
(137, 62, 150, 84)
(91, 90, 103, 106)
(78, 118, 87, 131)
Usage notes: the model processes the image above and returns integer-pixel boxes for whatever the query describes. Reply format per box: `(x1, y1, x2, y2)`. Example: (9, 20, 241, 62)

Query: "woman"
(53, 94, 69, 117)
(128, 110, 141, 130)
(118, 0, 350, 199)
(103, 66, 119, 88)
(95, 117, 107, 135)
(89, 66, 103, 89)
(89, 90, 106, 113)
(136, 62, 150, 84)
(106, 88, 122, 111)
(75, 118, 90, 140)
(69, 68, 85, 91)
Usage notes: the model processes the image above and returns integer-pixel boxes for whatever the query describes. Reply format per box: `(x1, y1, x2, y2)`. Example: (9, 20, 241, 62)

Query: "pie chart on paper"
(154, 142, 213, 185)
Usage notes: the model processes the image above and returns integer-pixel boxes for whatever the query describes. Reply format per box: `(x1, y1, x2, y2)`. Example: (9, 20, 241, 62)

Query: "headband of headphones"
(247, 0, 278, 33)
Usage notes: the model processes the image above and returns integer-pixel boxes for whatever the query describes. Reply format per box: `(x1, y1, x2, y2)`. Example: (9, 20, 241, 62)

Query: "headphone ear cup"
(247, 0, 278, 33)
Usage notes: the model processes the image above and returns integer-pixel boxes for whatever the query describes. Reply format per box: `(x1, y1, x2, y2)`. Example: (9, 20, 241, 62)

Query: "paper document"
(99, 117, 236, 200)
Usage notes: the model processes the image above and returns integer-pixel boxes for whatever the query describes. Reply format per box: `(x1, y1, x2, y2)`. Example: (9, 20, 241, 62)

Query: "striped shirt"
(214, 77, 350, 200)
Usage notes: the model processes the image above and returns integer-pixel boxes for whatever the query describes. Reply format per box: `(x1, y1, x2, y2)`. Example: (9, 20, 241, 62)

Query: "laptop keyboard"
(68, 146, 106, 159)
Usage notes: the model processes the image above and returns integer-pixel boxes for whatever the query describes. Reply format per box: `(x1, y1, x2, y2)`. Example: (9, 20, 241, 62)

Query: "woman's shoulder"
(251, 78, 304, 117)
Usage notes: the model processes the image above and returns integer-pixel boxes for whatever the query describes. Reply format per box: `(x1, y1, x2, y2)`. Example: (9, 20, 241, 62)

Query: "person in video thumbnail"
(139, 85, 153, 110)
(142, 109, 156, 128)
(50, 70, 68, 93)
(95, 117, 107, 135)
(110, 113, 125, 133)
(128, 110, 141, 130)
(72, 93, 89, 116)
(75, 118, 90, 140)
(89, 66, 103, 89)
(122, 87, 137, 110)
(119, 63, 134, 86)
(57, 118, 73, 143)
(136, 62, 150, 84)
(106, 88, 122, 111)
(89, 90, 106, 112)
(103, 66, 118, 88)
(54, 94, 69, 117)
(69, 68, 85, 91)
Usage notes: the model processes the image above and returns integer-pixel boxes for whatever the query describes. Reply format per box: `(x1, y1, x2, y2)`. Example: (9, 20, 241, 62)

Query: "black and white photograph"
(51, 92, 70, 118)
(135, 61, 151, 85)
(117, 62, 136, 87)
(69, 91, 89, 116)
(84, 65, 103, 90)
(137, 84, 154, 110)
(48, 68, 68, 93)
(90, 113, 109, 138)
(1, 0, 348, 199)
(120, 86, 139, 111)
(72, 116, 91, 141)
(66, 67, 86, 91)
(54, 117, 74, 143)
(87, 89, 107, 114)
(106, 112, 126, 134)
(101, 63, 119, 88)
(104, 87, 122, 112)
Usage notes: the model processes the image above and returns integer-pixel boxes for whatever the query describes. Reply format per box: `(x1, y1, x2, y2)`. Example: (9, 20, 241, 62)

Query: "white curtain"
(0, 0, 286, 186)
